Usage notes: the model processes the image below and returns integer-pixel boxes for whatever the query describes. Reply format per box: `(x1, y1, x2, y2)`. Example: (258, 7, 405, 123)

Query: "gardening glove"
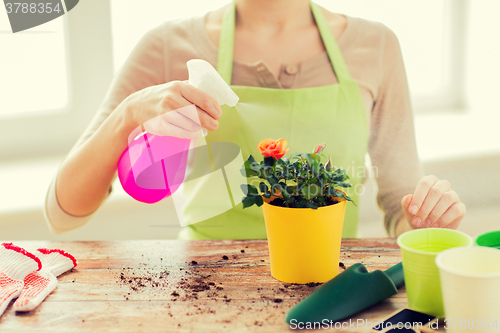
(13, 248, 77, 312)
(0, 243, 41, 317)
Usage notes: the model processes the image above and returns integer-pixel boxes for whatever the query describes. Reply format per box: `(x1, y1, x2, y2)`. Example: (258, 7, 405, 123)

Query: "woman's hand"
(122, 80, 222, 139)
(401, 175, 466, 230)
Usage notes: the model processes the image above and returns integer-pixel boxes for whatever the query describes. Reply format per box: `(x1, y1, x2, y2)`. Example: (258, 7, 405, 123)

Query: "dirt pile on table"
(173, 268, 229, 302)
(117, 268, 170, 293)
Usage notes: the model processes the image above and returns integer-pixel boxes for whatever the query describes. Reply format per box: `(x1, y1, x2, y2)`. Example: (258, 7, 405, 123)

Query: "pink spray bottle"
(117, 59, 239, 203)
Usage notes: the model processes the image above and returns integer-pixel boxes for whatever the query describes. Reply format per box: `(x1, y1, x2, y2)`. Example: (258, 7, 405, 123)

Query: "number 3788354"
(444, 319, 498, 330)
(5, 2, 62, 14)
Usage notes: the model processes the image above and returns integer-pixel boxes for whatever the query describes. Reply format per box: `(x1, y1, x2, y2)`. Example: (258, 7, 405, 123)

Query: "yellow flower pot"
(262, 196, 347, 284)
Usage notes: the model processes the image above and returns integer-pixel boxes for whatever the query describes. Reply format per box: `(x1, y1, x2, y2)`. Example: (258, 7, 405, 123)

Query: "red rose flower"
(257, 138, 290, 160)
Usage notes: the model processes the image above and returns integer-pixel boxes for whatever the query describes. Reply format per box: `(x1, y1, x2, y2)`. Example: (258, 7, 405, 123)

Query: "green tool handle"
(384, 262, 404, 288)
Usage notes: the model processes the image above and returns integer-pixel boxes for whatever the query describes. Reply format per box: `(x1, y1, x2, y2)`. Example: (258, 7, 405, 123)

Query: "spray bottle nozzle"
(187, 59, 239, 110)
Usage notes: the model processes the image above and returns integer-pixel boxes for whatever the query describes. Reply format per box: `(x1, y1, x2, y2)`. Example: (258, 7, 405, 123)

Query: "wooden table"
(0, 239, 441, 332)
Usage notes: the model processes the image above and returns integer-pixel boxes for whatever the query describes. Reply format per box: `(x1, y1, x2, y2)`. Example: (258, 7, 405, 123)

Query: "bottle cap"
(187, 59, 239, 107)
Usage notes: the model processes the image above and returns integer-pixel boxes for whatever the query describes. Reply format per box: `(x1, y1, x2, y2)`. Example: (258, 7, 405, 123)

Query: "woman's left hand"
(401, 175, 466, 230)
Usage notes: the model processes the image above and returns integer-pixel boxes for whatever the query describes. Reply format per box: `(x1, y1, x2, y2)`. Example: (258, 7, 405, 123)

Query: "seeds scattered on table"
(191, 260, 198, 265)
(222, 255, 229, 260)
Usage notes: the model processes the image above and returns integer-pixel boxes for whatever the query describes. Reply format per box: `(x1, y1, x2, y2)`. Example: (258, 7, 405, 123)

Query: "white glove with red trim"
(0, 243, 41, 317)
(14, 248, 77, 312)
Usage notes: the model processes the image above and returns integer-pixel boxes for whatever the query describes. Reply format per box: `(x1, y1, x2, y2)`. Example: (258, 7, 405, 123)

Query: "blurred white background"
(0, 0, 498, 240)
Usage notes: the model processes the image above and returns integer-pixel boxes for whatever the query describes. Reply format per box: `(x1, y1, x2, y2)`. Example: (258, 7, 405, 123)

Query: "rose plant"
(240, 138, 354, 209)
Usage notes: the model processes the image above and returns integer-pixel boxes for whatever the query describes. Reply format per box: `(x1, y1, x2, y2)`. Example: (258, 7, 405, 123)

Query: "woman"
(45, 0, 466, 238)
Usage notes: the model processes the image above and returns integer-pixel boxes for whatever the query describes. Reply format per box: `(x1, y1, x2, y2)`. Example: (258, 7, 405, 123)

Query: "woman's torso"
(204, 4, 348, 80)
(161, 11, 394, 130)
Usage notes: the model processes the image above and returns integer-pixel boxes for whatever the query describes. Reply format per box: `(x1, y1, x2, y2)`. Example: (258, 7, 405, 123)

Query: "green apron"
(177, 1, 368, 240)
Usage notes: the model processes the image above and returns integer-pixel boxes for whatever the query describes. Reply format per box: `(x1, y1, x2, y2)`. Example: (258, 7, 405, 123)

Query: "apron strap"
(217, 0, 236, 84)
(216, 0, 352, 84)
(309, 1, 352, 83)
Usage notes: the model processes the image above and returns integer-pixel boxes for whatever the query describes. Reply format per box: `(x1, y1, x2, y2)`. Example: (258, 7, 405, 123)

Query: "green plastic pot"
(397, 228, 473, 318)
(474, 230, 500, 249)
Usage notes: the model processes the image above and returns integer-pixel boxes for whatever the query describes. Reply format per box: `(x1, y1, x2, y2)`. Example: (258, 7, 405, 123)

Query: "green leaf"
(332, 175, 345, 182)
(334, 189, 345, 199)
(323, 186, 332, 196)
(279, 183, 291, 198)
(263, 191, 271, 199)
(306, 202, 318, 209)
(240, 168, 250, 177)
(241, 184, 259, 196)
(267, 176, 278, 186)
(315, 196, 326, 205)
(277, 158, 288, 166)
(274, 168, 284, 179)
(304, 154, 314, 167)
(259, 182, 268, 193)
(242, 196, 256, 208)
(301, 184, 322, 199)
(241, 160, 259, 177)
(271, 183, 283, 196)
(255, 195, 264, 207)
(347, 196, 356, 206)
(311, 160, 321, 175)
(296, 199, 308, 208)
(260, 165, 272, 179)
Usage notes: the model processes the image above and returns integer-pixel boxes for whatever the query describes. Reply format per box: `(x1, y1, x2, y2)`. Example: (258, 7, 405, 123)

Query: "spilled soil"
(115, 250, 348, 326)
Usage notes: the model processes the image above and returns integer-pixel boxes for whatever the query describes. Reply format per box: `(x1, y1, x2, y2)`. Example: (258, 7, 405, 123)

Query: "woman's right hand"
(121, 80, 223, 140)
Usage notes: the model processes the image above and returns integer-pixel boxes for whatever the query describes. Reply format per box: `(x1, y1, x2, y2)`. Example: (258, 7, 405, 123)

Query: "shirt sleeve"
(44, 24, 166, 234)
(368, 26, 424, 237)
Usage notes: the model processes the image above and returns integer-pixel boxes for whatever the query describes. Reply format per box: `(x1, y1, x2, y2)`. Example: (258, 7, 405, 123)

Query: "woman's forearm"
(56, 101, 136, 217)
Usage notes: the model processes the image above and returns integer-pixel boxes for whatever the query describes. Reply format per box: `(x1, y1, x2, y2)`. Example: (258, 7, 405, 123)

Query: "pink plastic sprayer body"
(117, 59, 239, 204)
(117, 133, 191, 204)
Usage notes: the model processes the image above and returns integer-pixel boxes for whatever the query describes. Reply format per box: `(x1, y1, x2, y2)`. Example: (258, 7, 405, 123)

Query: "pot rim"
(262, 193, 346, 210)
